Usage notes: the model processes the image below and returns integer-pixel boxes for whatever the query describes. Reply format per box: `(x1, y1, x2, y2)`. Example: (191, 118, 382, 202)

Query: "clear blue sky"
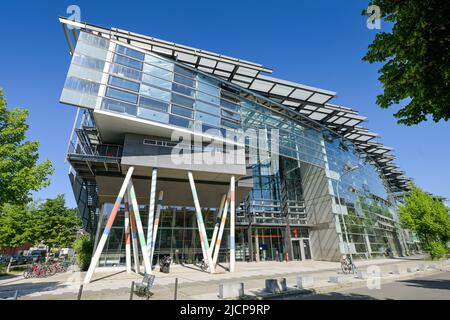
(0, 1, 448, 207)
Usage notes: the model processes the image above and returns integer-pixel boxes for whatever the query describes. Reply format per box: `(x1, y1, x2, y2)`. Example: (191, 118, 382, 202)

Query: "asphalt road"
(287, 271, 450, 300)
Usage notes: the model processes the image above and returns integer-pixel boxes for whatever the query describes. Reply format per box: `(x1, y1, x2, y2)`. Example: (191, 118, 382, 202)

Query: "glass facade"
(62, 31, 411, 264)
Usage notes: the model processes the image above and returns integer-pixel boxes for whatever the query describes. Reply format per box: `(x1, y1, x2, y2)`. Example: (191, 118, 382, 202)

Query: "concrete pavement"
(282, 271, 450, 300)
(0, 255, 448, 300)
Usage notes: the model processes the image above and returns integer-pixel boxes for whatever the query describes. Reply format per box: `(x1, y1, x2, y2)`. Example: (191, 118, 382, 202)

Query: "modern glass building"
(59, 18, 418, 270)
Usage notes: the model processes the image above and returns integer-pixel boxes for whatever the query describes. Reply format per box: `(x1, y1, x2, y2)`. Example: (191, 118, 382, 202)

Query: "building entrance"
(291, 238, 312, 261)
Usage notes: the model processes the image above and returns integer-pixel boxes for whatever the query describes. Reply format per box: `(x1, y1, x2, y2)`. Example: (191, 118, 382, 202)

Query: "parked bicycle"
(23, 261, 68, 279)
(340, 254, 357, 274)
(199, 259, 208, 271)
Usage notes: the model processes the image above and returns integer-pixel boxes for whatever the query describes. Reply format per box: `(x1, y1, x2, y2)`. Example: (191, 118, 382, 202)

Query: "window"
(64, 77, 100, 95)
(197, 79, 220, 97)
(108, 76, 140, 92)
(169, 115, 193, 128)
(114, 54, 143, 70)
(172, 83, 195, 97)
(172, 93, 195, 109)
(196, 101, 220, 116)
(116, 45, 145, 61)
(174, 65, 195, 78)
(221, 109, 241, 121)
(174, 74, 195, 87)
(143, 64, 173, 81)
(220, 99, 238, 111)
(198, 91, 220, 105)
(137, 108, 169, 123)
(105, 87, 138, 104)
(79, 32, 109, 49)
(145, 55, 174, 71)
(110, 63, 141, 81)
(139, 96, 169, 113)
(142, 73, 172, 90)
(171, 105, 193, 118)
(222, 119, 241, 129)
(195, 111, 220, 127)
(102, 98, 137, 116)
(72, 54, 105, 71)
(140, 84, 171, 102)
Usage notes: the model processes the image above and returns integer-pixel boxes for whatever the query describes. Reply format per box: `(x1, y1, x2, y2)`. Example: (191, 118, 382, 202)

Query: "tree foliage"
(28, 195, 81, 251)
(0, 88, 54, 206)
(73, 235, 93, 271)
(363, 0, 450, 125)
(0, 203, 33, 249)
(0, 195, 80, 250)
(399, 184, 450, 259)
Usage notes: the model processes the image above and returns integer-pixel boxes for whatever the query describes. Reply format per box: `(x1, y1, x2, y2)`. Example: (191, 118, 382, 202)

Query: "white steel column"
(150, 190, 164, 265)
(124, 194, 132, 274)
(146, 168, 158, 261)
(84, 167, 134, 284)
(210, 194, 226, 256)
(188, 172, 215, 274)
(212, 194, 229, 267)
(230, 176, 236, 272)
(128, 182, 152, 275)
(128, 201, 140, 274)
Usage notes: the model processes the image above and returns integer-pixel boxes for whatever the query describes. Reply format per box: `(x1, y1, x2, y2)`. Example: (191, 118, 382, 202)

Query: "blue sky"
(0, 1, 448, 207)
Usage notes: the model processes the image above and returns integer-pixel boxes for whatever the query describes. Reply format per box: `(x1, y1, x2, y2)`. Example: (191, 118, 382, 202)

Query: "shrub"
(73, 235, 94, 271)
(425, 240, 448, 260)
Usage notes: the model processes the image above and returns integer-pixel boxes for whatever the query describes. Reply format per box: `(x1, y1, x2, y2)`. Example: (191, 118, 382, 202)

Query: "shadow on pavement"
(0, 281, 63, 299)
(398, 278, 450, 291)
(283, 291, 379, 300)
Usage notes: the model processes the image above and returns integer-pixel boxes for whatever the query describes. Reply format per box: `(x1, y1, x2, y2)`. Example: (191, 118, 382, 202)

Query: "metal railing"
(67, 140, 123, 159)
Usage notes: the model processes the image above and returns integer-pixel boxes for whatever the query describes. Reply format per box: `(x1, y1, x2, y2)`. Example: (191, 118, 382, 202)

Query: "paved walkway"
(0, 254, 448, 300)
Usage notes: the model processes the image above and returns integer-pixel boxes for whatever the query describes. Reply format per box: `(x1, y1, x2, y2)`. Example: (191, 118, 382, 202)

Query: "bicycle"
(340, 255, 357, 274)
(199, 259, 208, 271)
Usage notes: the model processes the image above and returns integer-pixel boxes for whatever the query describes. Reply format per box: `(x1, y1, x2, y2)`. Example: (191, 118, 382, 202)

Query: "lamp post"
(335, 163, 359, 266)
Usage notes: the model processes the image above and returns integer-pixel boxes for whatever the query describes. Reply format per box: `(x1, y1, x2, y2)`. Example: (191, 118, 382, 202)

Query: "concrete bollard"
(265, 279, 281, 294)
(417, 264, 426, 271)
(296, 276, 314, 289)
(390, 265, 406, 275)
(429, 264, 439, 270)
(278, 278, 288, 292)
(329, 276, 349, 284)
(356, 271, 368, 279)
(407, 266, 417, 273)
(219, 283, 245, 299)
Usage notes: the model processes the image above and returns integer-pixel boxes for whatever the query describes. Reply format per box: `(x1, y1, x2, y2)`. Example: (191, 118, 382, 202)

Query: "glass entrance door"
(292, 240, 302, 260)
(302, 238, 312, 260)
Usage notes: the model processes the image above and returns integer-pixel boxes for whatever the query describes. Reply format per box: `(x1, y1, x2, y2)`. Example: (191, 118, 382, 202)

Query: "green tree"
(0, 88, 54, 206)
(399, 184, 450, 259)
(0, 203, 33, 249)
(363, 1, 449, 125)
(29, 195, 81, 252)
(73, 235, 93, 271)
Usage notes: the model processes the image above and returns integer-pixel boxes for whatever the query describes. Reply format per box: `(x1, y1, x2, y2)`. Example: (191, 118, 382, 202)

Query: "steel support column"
(84, 167, 134, 284)
(146, 168, 158, 262)
(128, 182, 152, 274)
(230, 176, 236, 272)
(150, 190, 164, 265)
(188, 172, 215, 274)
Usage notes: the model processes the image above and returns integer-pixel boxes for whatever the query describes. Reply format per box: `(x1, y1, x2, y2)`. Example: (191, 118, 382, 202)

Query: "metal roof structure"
(59, 17, 411, 192)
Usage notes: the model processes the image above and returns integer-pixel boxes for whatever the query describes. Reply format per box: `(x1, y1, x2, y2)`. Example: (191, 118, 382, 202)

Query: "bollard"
(13, 290, 18, 300)
(130, 281, 135, 300)
(219, 283, 245, 299)
(265, 279, 281, 294)
(174, 278, 178, 300)
(296, 276, 314, 289)
(77, 284, 84, 300)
